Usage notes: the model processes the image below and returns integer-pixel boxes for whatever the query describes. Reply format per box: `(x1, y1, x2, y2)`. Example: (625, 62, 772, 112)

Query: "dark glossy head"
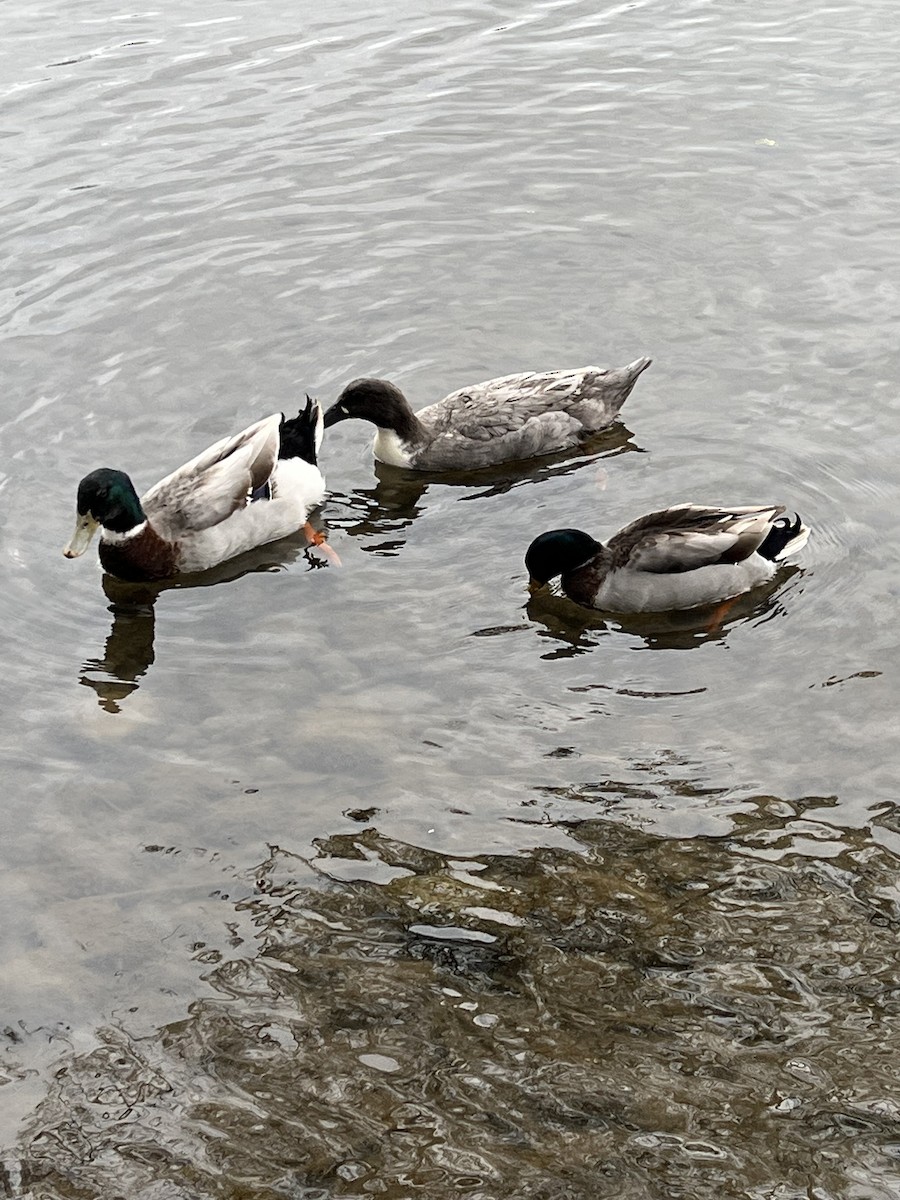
(525, 528, 602, 586)
(323, 378, 413, 432)
(76, 468, 144, 531)
(64, 468, 145, 560)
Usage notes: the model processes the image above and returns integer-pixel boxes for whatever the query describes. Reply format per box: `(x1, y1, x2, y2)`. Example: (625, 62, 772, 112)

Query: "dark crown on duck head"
(77, 467, 145, 532)
(525, 528, 603, 585)
(323, 378, 419, 437)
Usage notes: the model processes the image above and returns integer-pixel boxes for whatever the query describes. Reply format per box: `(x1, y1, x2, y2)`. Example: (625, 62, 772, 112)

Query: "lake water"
(2, 0, 900, 1195)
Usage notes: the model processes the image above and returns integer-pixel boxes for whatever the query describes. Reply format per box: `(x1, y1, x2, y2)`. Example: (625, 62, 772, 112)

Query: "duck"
(525, 504, 809, 613)
(64, 400, 335, 582)
(321, 357, 651, 471)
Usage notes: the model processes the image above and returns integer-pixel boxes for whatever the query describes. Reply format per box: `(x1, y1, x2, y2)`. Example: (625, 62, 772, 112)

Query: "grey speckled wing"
(409, 364, 646, 468)
(142, 415, 280, 541)
(413, 409, 584, 470)
(607, 505, 784, 573)
(437, 363, 644, 430)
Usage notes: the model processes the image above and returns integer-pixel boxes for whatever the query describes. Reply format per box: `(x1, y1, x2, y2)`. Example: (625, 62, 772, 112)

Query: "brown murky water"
(2, 0, 900, 1196)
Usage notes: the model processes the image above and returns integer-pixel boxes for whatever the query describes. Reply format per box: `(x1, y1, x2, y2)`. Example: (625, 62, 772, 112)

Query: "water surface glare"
(2, 0, 900, 1195)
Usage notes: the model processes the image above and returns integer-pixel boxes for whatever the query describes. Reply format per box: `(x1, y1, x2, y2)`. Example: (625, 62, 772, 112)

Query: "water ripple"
(3, 0, 900, 1174)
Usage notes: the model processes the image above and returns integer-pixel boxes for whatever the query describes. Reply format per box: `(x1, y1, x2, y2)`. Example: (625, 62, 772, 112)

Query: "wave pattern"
(2, 0, 900, 1182)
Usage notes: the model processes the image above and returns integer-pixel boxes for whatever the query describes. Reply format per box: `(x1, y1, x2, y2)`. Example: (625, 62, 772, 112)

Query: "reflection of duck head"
(525, 564, 803, 657)
(79, 534, 326, 713)
(80, 579, 158, 713)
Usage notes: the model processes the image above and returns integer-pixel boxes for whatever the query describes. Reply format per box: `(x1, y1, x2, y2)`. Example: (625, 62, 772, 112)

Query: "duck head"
(525, 528, 602, 588)
(64, 468, 145, 558)
(323, 379, 414, 434)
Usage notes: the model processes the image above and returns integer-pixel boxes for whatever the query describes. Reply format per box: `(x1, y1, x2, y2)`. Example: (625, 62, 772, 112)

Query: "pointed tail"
(279, 396, 323, 466)
(758, 512, 810, 562)
(601, 356, 652, 419)
(624, 356, 652, 380)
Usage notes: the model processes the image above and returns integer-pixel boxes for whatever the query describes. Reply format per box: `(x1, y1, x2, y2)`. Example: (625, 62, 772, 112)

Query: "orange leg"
(706, 594, 739, 633)
(302, 521, 342, 566)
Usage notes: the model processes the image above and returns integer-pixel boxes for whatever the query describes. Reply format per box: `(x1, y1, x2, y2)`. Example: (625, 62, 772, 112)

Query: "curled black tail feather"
(758, 512, 803, 561)
(279, 396, 319, 466)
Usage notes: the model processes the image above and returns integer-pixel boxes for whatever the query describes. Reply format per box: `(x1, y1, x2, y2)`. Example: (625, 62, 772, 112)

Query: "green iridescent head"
(63, 468, 145, 559)
(525, 528, 602, 586)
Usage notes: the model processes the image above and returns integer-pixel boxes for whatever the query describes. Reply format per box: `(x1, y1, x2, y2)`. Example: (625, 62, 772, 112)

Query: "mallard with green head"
(526, 503, 809, 613)
(64, 401, 335, 582)
(322, 358, 651, 471)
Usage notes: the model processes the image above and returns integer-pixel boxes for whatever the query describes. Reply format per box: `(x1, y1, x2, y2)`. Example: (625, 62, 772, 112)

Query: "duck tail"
(601, 356, 652, 417)
(758, 512, 810, 562)
(625, 356, 653, 380)
(279, 396, 323, 466)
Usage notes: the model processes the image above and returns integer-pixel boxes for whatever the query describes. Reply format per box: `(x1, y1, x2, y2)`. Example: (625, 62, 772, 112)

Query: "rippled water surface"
(2, 0, 900, 1195)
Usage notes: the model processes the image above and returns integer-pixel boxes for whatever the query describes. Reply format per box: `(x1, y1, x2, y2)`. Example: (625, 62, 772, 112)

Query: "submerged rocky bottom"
(8, 800, 900, 1200)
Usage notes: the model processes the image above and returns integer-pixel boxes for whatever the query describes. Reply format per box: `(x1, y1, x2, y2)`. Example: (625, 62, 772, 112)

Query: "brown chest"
(563, 559, 608, 607)
(99, 525, 179, 582)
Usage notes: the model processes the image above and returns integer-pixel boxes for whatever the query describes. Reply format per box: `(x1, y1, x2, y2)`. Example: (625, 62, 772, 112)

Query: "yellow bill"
(64, 513, 100, 559)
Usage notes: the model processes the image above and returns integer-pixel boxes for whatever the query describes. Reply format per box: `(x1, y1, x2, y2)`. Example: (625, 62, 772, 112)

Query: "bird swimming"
(525, 504, 809, 613)
(322, 358, 651, 471)
(64, 400, 334, 582)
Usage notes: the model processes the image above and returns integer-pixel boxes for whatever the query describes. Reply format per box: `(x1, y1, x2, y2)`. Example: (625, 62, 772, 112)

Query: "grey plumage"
(526, 504, 811, 613)
(322, 358, 651, 471)
(142, 416, 281, 542)
(64, 409, 330, 580)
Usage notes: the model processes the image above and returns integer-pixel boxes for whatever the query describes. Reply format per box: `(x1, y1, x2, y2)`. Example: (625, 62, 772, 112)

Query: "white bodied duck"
(322, 358, 651, 471)
(525, 504, 809, 613)
(64, 400, 334, 582)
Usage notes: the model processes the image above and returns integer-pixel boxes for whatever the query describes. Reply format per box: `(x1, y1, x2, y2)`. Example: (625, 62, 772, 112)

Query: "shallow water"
(2, 0, 900, 1195)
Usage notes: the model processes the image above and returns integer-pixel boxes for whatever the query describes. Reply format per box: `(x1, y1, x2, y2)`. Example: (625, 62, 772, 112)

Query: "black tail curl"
(279, 396, 320, 466)
(758, 512, 803, 562)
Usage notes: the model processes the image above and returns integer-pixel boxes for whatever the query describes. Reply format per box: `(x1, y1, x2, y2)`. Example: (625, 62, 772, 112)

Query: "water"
(2, 0, 899, 1195)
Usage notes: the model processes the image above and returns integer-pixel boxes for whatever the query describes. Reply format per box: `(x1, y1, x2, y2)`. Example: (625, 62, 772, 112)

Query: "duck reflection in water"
(328, 462, 431, 555)
(525, 564, 804, 657)
(79, 534, 331, 714)
(329, 423, 640, 555)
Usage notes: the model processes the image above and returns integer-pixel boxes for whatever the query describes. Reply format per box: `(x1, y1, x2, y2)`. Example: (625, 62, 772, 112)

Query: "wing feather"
(609, 504, 784, 573)
(428, 370, 593, 440)
(417, 411, 582, 469)
(142, 414, 281, 541)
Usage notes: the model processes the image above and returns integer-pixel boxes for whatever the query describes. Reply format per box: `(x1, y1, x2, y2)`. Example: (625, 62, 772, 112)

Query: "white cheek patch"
(373, 429, 413, 468)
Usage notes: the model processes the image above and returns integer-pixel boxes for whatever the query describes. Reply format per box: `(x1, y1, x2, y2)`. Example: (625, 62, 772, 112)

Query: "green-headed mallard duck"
(64, 401, 333, 582)
(322, 358, 651, 471)
(526, 504, 809, 613)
